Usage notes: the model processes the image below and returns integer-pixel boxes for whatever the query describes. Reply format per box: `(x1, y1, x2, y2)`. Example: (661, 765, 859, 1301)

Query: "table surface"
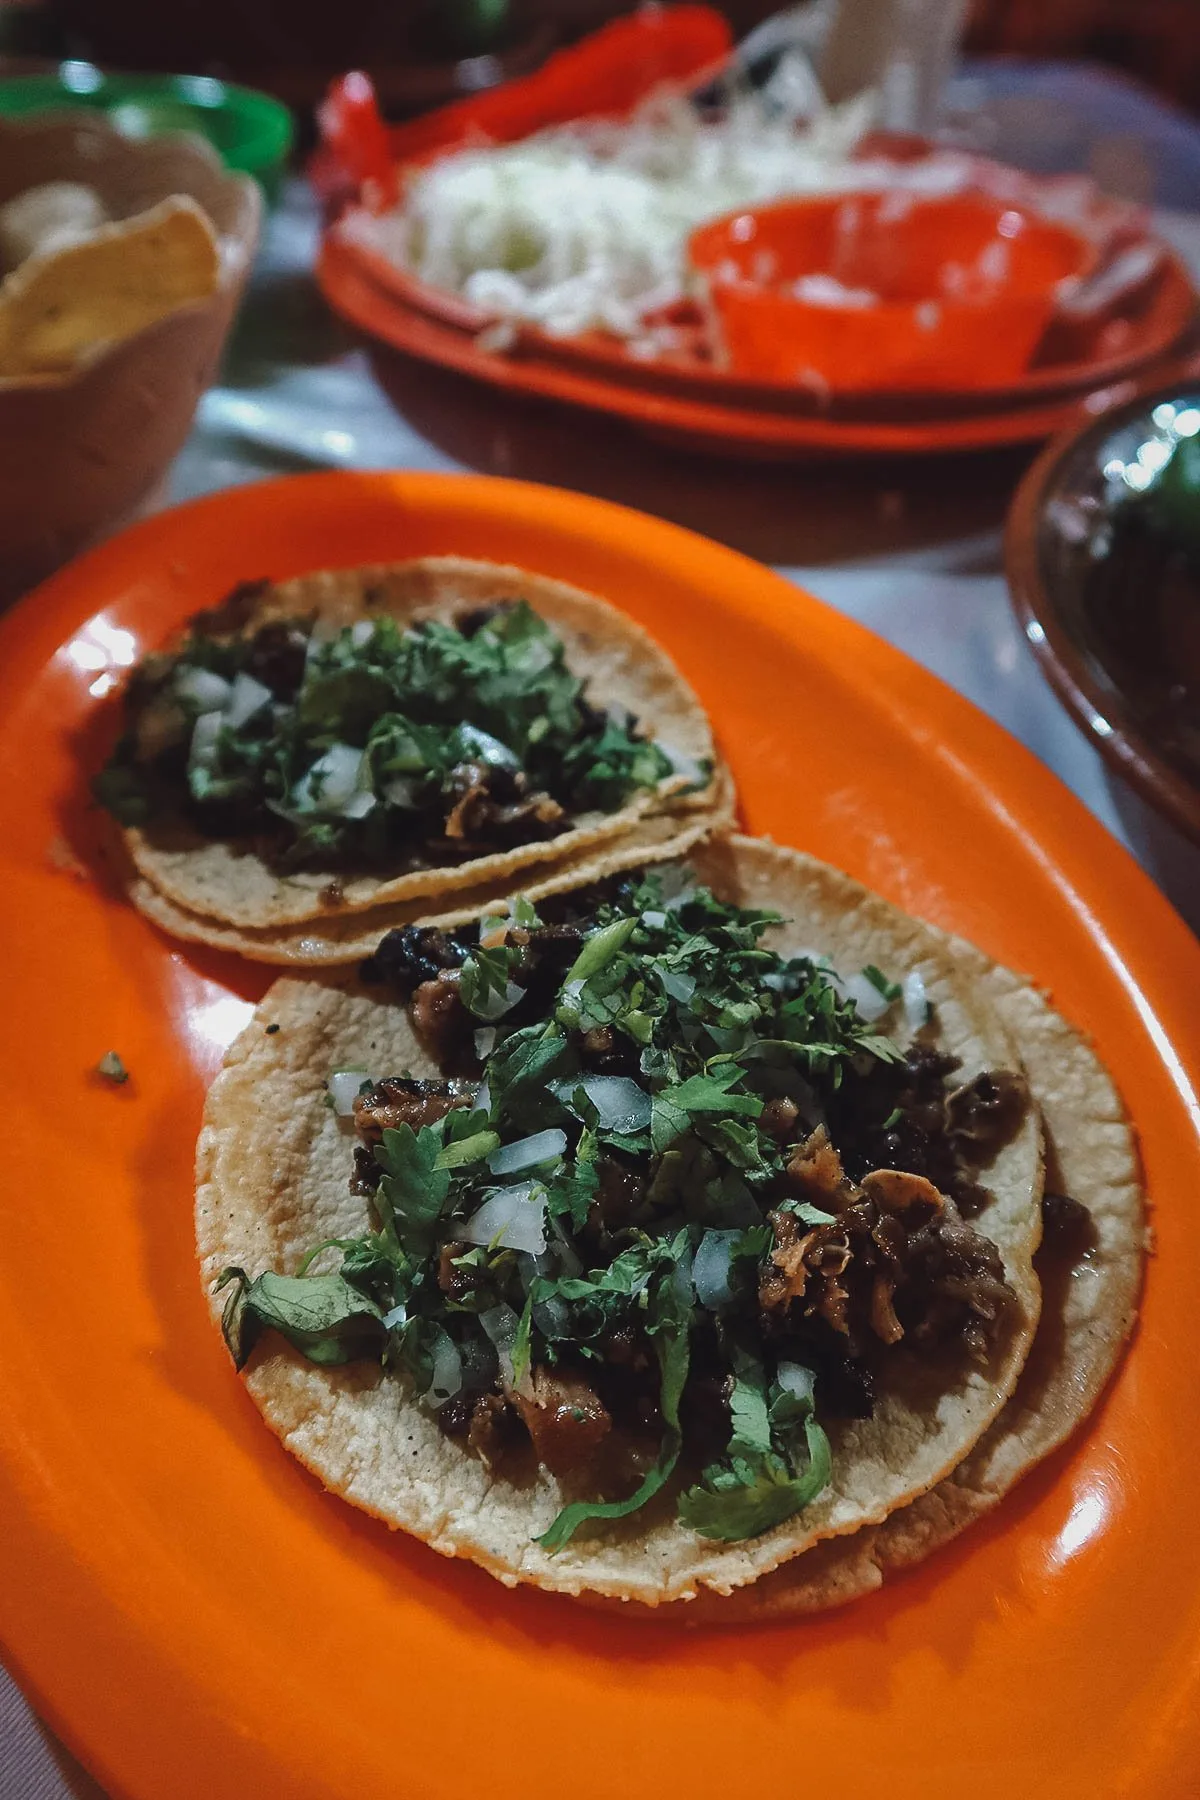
(4, 59, 1200, 1800)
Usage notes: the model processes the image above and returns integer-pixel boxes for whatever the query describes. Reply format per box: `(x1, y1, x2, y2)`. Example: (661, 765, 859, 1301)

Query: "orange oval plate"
(1, 472, 1199, 1800)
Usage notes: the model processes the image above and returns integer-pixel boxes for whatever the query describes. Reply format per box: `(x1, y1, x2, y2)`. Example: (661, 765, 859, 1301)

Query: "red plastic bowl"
(688, 193, 1097, 391)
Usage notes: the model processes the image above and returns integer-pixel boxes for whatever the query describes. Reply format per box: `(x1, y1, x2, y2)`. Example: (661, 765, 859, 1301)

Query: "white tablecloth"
(4, 149, 1199, 1799)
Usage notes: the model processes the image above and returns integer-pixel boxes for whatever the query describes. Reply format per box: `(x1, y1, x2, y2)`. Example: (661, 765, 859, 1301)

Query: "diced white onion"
(339, 789, 377, 820)
(462, 1181, 548, 1256)
(552, 1074, 652, 1133)
(474, 1027, 496, 1060)
(457, 723, 519, 768)
(845, 972, 891, 1024)
(383, 774, 422, 808)
(224, 671, 273, 731)
(658, 742, 706, 788)
(176, 666, 232, 710)
(641, 910, 667, 929)
(479, 1302, 520, 1384)
(351, 619, 376, 647)
(295, 742, 365, 813)
(693, 1229, 740, 1308)
(425, 1334, 463, 1408)
(189, 709, 224, 769)
(903, 970, 929, 1035)
(776, 1361, 816, 1405)
(472, 980, 526, 1022)
(327, 1068, 372, 1116)
(473, 1079, 492, 1117)
(487, 1128, 567, 1176)
(381, 1303, 408, 1331)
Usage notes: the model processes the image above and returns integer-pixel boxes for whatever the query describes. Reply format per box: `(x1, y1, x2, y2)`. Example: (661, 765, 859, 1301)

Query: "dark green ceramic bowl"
(0, 65, 293, 199)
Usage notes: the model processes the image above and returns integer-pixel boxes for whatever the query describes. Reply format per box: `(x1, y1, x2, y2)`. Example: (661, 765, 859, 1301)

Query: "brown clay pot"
(0, 114, 261, 601)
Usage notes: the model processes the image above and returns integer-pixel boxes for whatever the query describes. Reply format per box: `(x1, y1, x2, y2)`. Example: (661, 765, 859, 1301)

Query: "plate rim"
(1, 468, 1198, 1800)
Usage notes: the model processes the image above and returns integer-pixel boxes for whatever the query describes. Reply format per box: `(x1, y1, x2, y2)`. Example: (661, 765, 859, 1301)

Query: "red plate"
(318, 237, 1196, 455)
(1, 472, 1199, 1800)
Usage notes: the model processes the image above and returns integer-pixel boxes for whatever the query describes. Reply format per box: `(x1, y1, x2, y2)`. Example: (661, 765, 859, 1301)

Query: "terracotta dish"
(1006, 370, 1200, 848)
(0, 113, 261, 601)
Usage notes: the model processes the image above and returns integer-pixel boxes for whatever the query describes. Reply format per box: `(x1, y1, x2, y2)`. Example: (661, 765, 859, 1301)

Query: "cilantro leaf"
(217, 1267, 386, 1371)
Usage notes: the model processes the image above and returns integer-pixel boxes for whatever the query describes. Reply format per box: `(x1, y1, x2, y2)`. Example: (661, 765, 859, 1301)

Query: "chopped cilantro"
(219, 870, 936, 1547)
(95, 600, 682, 869)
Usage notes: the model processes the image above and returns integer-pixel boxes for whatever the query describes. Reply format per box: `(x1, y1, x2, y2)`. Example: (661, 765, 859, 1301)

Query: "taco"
(95, 557, 729, 942)
(198, 836, 1058, 1606)
(622, 962, 1145, 1621)
(122, 774, 735, 966)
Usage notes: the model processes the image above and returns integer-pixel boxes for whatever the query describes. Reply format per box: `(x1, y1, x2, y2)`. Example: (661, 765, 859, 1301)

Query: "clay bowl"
(0, 112, 261, 601)
(1006, 369, 1200, 848)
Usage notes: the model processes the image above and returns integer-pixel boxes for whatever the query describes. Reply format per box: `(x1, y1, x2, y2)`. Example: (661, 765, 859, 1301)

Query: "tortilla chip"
(123, 558, 729, 933)
(129, 771, 734, 963)
(660, 962, 1144, 1623)
(0, 195, 219, 377)
(195, 836, 1043, 1605)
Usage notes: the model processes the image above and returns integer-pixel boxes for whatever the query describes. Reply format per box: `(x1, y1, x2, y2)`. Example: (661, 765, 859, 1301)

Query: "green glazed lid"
(0, 64, 294, 193)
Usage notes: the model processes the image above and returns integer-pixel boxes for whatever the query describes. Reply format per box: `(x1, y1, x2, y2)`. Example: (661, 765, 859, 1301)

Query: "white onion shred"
(189, 709, 224, 770)
(425, 1334, 463, 1409)
(381, 1302, 407, 1331)
(462, 1181, 548, 1256)
(693, 1229, 740, 1308)
(487, 1128, 567, 1176)
(845, 972, 891, 1024)
(479, 1302, 519, 1384)
(776, 1361, 816, 1405)
(552, 1074, 652, 1133)
(474, 1027, 496, 1060)
(327, 1068, 372, 1116)
(224, 671, 273, 731)
(176, 667, 231, 710)
(294, 742, 365, 813)
(903, 970, 930, 1035)
(471, 980, 526, 1022)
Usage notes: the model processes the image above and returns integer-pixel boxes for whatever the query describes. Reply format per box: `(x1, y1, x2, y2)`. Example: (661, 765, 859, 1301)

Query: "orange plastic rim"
(317, 236, 1198, 455)
(1, 471, 1198, 1800)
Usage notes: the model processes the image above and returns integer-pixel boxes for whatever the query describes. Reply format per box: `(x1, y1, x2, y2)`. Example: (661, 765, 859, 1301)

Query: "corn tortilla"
(196, 837, 1043, 1605)
(124, 557, 728, 932)
(624, 961, 1145, 1622)
(129, 771, 733, 964)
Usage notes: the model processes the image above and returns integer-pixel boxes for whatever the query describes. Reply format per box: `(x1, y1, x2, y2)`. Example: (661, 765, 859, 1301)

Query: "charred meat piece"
(456, 601, 515, 638)
(191, 578, 271, 637)
(244, 619, 309, 696)
(513, 1365, 612, 1478)
(1040, 1190, 1097, 1257)
(410, 972, 475, 1071)
(436, 1240, 478, 1302)
(352, 1076, 474, 1142)
(785, 1126, 856, 1208)
(359, 924, 471, 997)
(762, 1143, 1014, 1366)
(826, 1046, 1030, 1219)
(896, 1201, 1014, 1361)
(350, 1143, 380, 1197)
(946, 1069, 1030, 1154)
(442, 759, 565, 847)
(468, 1392, 519, 1469)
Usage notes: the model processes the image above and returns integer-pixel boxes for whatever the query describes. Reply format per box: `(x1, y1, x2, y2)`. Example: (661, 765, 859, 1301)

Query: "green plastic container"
(0, 65, 294, 199)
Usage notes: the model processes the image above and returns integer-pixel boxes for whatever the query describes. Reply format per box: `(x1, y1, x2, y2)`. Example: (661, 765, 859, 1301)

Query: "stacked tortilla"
(98, 557, 1144, 1616)
(112, 557, 735, 963)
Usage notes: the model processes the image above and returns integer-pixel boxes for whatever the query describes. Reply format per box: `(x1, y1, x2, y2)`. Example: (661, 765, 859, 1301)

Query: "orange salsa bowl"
(688, 192, 1097, 391)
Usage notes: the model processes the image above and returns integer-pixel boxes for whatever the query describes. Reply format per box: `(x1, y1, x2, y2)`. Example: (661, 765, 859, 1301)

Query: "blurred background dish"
(687, 191, 1096, 388)
(1006, 371, 1200, 846)
(0, 66, 295, 196)
(0, 111, 260, 599)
